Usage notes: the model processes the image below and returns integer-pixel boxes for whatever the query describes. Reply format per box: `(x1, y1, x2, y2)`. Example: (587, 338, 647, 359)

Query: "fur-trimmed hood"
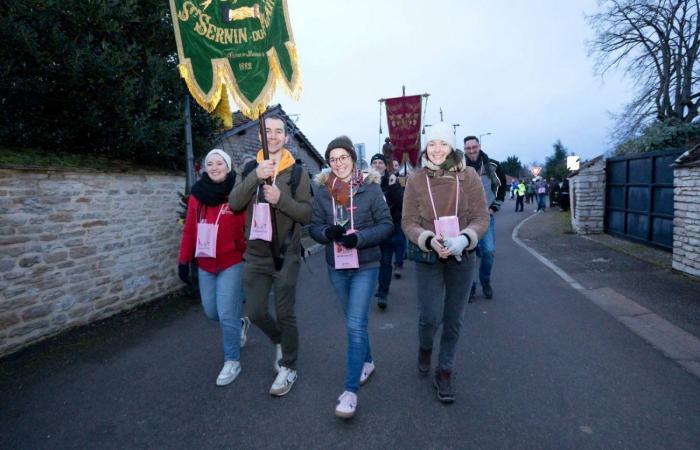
(314, 168, 382, 186)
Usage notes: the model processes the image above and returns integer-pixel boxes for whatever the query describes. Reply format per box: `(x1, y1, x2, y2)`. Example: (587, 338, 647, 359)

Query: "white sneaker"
(240, 317, 251, 348)
(216, 360, 241, 386)
(360, 361, 375, 386)
(335, 391, 357, 419)
(269, 366, 297, 396)
(274, 343, 282, 373)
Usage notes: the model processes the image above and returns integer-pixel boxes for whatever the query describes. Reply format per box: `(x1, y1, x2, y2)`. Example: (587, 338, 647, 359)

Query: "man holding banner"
(229, 114, 312, 396)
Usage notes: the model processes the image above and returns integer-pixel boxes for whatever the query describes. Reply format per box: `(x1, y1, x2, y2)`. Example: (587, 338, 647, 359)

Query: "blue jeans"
(473, 214, 496, 287)
(414, 254, 476, 371)
(537, 193, 547, 211)
(327, 266, 378, 393)
(198, 264, 243, 362)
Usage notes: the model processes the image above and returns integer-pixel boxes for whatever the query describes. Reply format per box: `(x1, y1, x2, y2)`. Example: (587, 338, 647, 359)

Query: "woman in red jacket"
(178, 149, 247, 386)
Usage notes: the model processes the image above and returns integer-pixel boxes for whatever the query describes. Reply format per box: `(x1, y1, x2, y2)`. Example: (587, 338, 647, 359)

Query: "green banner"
(169, 0, 302, 125)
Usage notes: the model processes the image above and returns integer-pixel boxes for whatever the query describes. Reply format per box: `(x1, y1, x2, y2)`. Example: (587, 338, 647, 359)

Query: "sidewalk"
(517, 209, 700, 373)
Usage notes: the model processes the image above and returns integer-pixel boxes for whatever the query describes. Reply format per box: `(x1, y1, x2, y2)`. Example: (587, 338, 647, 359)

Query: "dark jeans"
(244, 255, 300, 370)
(414, 253, 476, 371)
(537, 193, 547, 211)
(377, 226, 406, 299)
(515, 195, 524, 211)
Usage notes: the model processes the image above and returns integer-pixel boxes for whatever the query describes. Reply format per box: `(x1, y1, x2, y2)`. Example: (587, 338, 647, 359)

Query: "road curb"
(512, 212, 700, 380)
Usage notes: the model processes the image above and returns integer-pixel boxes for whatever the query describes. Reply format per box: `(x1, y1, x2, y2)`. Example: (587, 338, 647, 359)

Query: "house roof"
(674, 143, 700, 167)
(568, 154, 604, 177)
(218, 104, 325, 166)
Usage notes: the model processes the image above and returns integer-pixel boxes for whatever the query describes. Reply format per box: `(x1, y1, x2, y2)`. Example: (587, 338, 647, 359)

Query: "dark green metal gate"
(605, 149, 682, 250)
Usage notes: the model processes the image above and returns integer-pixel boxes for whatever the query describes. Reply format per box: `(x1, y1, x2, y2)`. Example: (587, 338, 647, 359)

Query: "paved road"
(1, 199, 699, 449)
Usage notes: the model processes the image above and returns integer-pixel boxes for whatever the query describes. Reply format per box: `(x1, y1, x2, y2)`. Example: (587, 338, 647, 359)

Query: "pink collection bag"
(426, 174, 463, 261)
(249, 186, 273, 242)
(195, 204, 226, 258)
(332, 179, 359, 269)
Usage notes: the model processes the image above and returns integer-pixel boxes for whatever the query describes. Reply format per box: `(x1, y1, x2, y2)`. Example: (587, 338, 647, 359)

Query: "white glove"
(442, 235, 469, 256)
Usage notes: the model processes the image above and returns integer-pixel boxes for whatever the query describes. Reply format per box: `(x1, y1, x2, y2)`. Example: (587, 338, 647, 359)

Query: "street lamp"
(452, 123, 460, 135)
(478, 132, 492, 145)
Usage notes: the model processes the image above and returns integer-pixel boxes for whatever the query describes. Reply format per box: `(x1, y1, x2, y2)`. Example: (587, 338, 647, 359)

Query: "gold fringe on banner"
(176, 43, 302, 126)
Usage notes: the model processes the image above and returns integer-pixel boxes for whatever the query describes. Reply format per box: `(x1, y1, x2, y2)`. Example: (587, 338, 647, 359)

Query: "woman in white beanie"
(178, 149, 248, 386)
(401, 123, 490, 403)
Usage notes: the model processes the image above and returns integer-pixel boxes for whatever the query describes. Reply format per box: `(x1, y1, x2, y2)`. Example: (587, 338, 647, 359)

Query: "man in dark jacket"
(229, 114, 312, 397)
(370, 153, 403, 310)
(463, 136, 507, 300)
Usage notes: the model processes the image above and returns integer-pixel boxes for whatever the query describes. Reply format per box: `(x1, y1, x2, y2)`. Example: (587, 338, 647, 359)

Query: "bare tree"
(588, 0, 700, 140)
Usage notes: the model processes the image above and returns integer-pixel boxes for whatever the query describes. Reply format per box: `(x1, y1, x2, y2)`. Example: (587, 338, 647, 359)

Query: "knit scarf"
(326, 169, 364, 206)
(256, 148, 296, 177)
(190, 172, 235, 206)
(421, 150, 466, 177)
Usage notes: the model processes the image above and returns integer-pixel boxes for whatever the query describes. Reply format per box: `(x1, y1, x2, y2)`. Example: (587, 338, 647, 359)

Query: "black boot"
(418, 347, 432, 374)
(433, 369, 455, 403)
(482, 282, 493, 300)
(468, 284, 476, 303)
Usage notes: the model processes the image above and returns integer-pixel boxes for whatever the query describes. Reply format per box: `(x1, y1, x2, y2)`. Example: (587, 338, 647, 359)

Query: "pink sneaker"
(335, 391, 357, 419)
(360, 361, 375, 385)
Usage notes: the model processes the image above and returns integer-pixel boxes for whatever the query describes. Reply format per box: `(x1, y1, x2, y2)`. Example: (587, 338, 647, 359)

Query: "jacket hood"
(314, 168, 382, 186)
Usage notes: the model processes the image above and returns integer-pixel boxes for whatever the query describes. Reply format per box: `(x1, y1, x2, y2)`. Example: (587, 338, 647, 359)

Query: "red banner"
(385, 95, 422, 166)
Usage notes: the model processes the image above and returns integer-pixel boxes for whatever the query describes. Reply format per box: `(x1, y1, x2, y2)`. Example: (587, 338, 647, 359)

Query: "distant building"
(213, 104, 326, 174)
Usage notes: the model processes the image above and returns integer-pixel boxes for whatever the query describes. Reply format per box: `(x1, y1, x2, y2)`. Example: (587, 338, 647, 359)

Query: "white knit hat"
(424, 122, 455, 150)
(204, 149, 232, 173)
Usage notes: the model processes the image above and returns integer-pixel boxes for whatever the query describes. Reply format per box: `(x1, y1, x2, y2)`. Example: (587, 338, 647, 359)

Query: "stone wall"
(569, 156, 606, 234)
(673, 148, 700, 277)
(0, 168, 184, 357)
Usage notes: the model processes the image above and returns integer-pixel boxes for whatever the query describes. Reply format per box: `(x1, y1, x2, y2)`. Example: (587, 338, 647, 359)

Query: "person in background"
(463, 136, 506, 301)
(370, 153, 403, 310)
(515, 179, 526, 212)
(309, 137, 393, 419)
(526, 180, 535, 204)
(178, 149, 247, 386)
(549, 177, 560, 208)
(402, 122, 490, 403)
(536, 177, 548, 212)
(559, 178, 570, 212)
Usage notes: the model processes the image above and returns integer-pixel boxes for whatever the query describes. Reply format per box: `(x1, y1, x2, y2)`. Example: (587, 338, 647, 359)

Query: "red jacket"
(179, 195, 246, 273)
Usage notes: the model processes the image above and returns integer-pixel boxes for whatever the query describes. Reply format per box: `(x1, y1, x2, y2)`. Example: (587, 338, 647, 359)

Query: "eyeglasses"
(328, 154, 351, 165)
(465, 145, 479, 150)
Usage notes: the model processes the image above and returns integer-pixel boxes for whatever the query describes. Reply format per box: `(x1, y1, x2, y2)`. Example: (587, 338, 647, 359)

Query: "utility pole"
(452, 123, 460, 135)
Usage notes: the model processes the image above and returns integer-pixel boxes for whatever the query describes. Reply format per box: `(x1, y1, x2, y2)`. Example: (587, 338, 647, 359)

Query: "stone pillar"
(569, 155, 606, 234)
(672, 146, 700, 278)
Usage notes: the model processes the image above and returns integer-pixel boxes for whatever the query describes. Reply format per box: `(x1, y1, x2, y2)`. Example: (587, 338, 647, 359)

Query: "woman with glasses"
(309, 136, 393, 419)
(402, 123, 490, 403)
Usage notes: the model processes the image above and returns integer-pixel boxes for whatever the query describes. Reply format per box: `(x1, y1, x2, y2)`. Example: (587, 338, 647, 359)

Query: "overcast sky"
(269, 0, 633, 166)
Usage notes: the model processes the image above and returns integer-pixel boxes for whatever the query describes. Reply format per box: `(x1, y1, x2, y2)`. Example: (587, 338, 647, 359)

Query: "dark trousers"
(244, 255, 300, 370)
(515, 195, 524, 211)
(377, 226, 405, 299)
(415, 254, 476, 371)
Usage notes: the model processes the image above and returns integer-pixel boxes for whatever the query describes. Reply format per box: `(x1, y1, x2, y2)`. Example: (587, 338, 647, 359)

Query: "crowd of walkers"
(178, 115, 505, 419)
(511, 177, 569, 213)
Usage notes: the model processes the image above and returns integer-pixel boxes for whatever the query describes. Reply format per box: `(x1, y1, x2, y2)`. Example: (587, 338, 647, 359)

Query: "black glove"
(324, 224, 346, 241)
(178, 263, 191, 285)
(338, 233, 358, 249)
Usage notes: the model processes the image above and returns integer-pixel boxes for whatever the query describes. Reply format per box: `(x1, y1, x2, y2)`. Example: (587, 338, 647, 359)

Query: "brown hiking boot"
(418, 348, 432, 374)
(433, 369, 455, 403)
